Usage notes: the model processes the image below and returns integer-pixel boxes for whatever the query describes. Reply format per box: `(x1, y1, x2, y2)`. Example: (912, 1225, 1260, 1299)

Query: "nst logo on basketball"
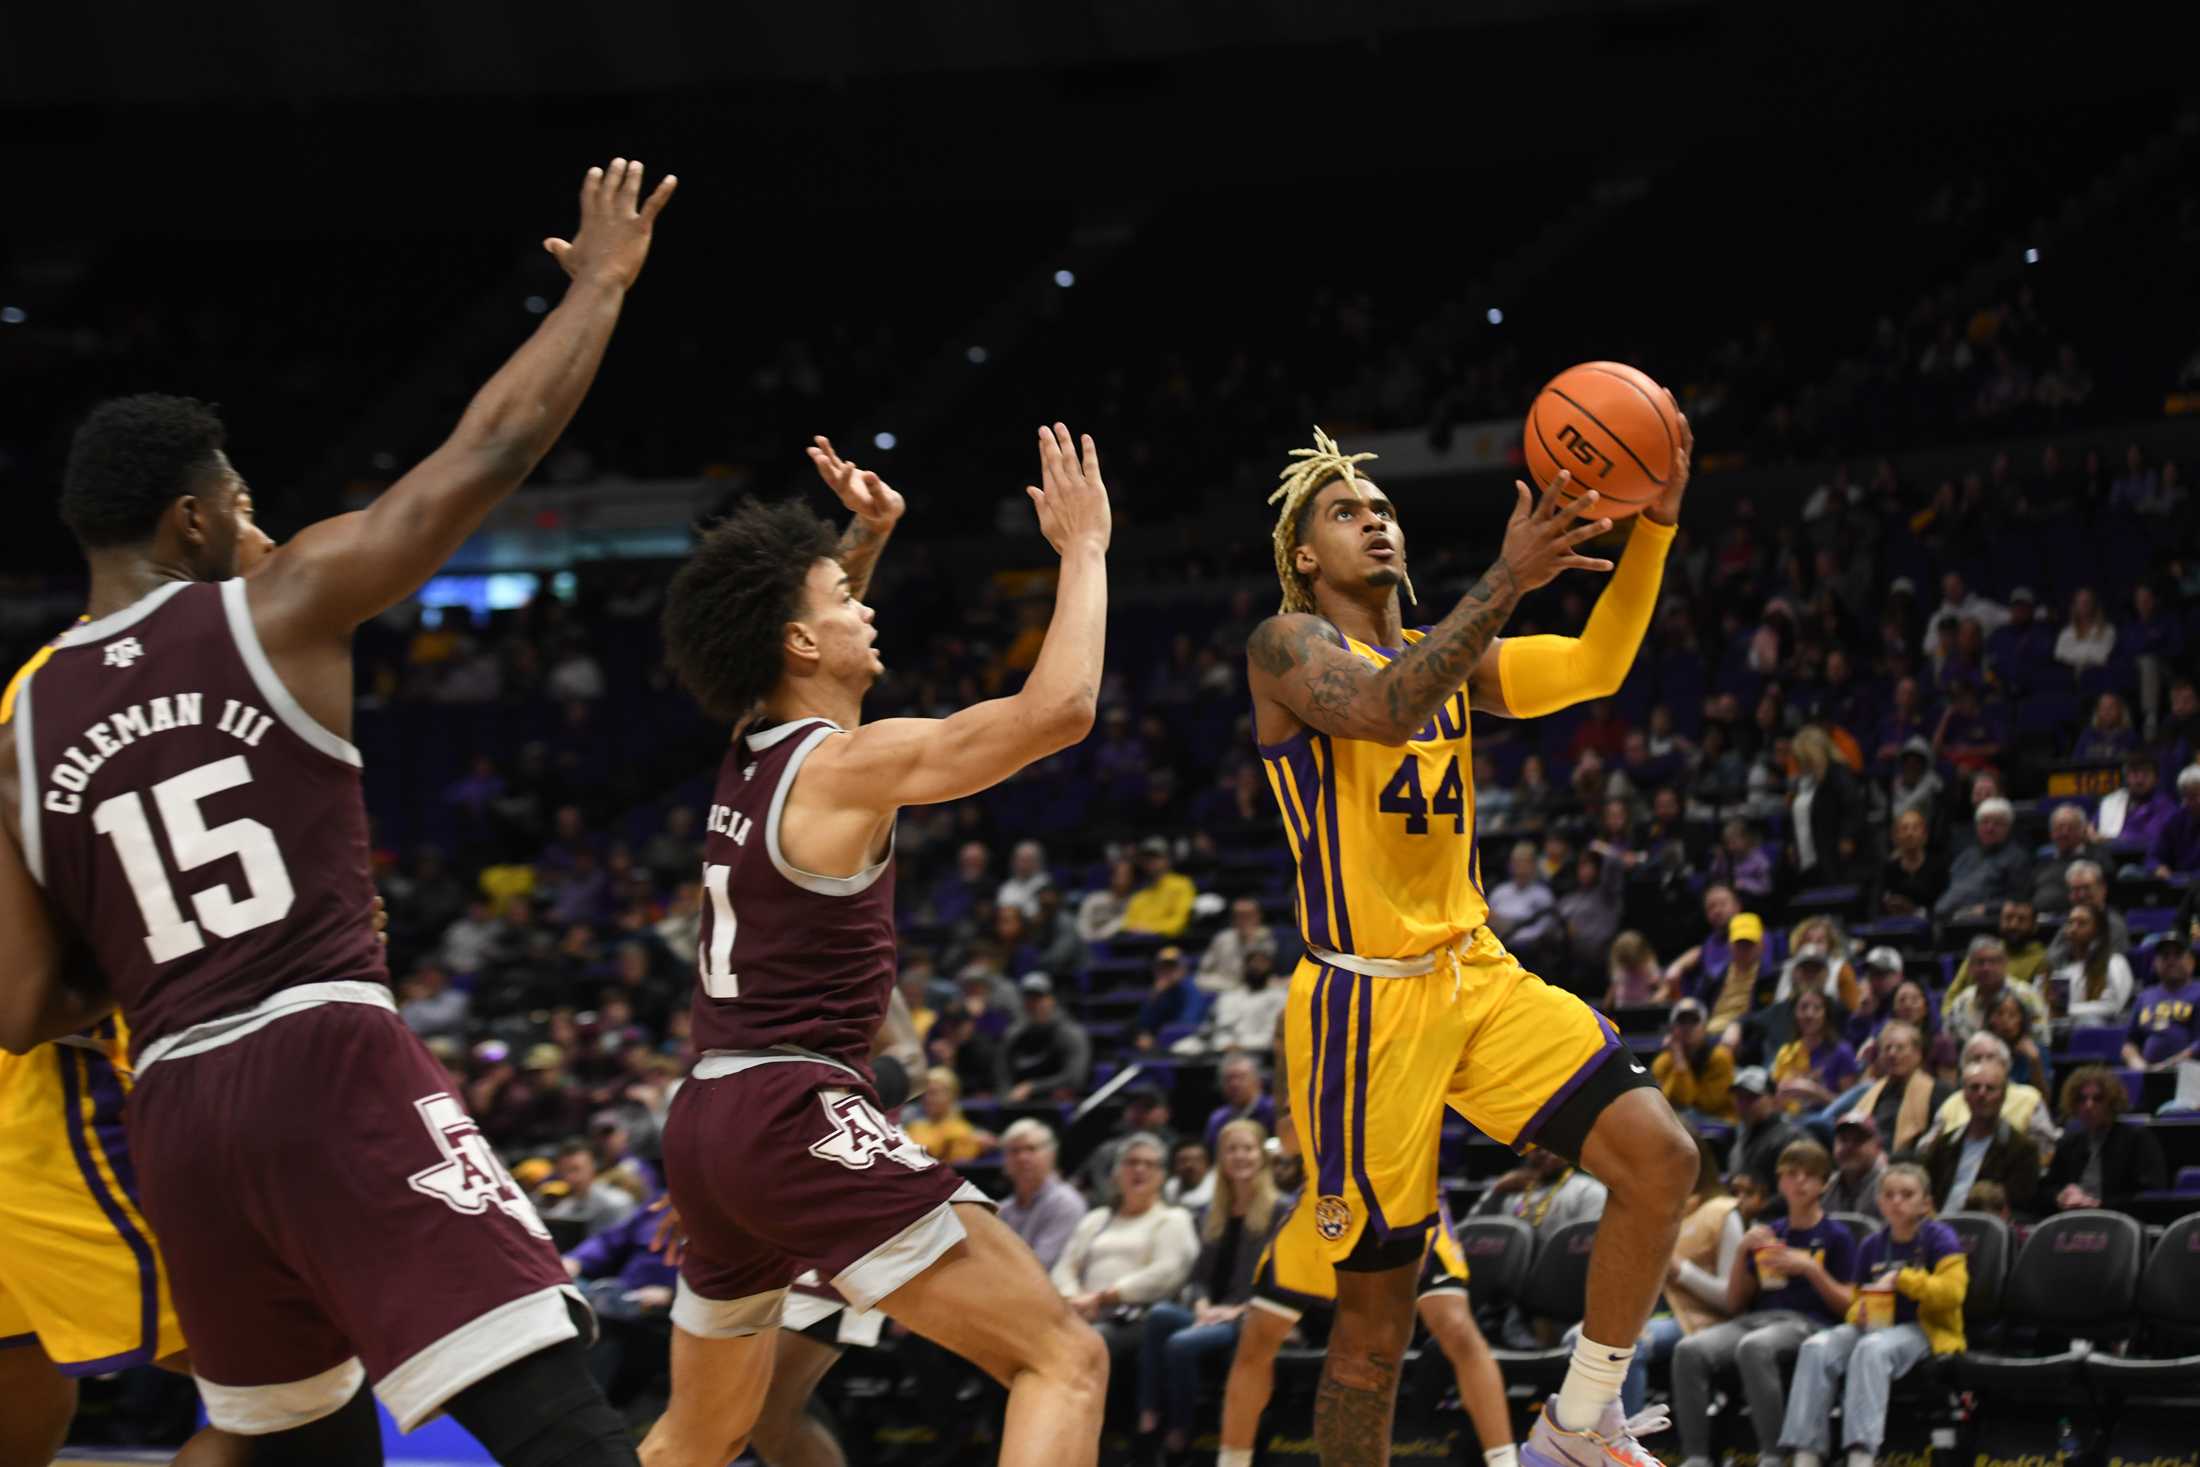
(1553, 422, 1615, 480)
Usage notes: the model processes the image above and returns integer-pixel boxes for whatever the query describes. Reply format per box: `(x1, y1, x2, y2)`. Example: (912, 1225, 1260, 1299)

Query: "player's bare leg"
(1216, 1306, 1294, 1464)
(640, 1328, 777, 1467)
(0, 1343, 74, 1467)
(876, 1204, 1106, 1467)
(1523, 1086, 1694, 1463)
(750, 1330, 848, 1467)
(1415, 1292, 1513, 1457)
(1316, 1263, 1418, 1467)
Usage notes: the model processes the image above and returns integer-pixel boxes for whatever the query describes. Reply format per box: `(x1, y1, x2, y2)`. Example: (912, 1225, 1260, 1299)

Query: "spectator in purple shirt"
(1202, 1051, 1277, 1153)
(996, 1119, 1088, 1272)
(2123, 936, 2200, 1070)
(2100, 750, 2178, 855)
(2147, 765, 2200, 877)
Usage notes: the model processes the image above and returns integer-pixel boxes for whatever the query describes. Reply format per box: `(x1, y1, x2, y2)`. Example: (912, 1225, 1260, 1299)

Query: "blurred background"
(8, 0, 2200, 1462)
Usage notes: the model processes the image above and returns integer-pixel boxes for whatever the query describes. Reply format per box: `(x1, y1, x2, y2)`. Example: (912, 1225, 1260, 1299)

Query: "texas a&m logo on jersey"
(406, 1092, 552, 1240)
(103, 637, 145, 668)
(808, 1088, 937, 1173)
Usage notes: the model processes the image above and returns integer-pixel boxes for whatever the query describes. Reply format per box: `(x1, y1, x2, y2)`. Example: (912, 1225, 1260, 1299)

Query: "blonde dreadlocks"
(1265, 427, 1417, 614)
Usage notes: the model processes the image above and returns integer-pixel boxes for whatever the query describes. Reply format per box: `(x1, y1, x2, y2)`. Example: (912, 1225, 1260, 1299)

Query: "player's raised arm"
(249, 158, 678, 645)
(1467, 400, 1692, 718)
(1247, 474, 1614, 746)
(803, 423, 1110, 810)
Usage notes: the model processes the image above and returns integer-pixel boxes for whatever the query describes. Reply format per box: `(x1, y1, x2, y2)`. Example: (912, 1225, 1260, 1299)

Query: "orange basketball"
(1522, 361, 1683, 521)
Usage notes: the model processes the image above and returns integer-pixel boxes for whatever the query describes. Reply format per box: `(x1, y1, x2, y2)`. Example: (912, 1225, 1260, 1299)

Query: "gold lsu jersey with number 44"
(1259, 626, 1484, 961)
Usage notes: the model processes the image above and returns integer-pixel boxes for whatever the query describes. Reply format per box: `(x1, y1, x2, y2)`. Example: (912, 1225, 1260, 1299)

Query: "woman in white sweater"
(1051, 1133, 1200, 1393)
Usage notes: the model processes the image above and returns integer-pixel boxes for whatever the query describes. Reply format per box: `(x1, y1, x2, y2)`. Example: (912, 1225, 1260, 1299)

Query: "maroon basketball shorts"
(661, 1050, 989, 1338)
(126, 985, 579, 1434)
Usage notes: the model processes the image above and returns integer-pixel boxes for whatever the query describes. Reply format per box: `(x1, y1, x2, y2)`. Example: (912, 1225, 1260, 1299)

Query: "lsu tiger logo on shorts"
(406, 1092, 551, 1240)
(1314, 1194, 1352, 1241)
(809, 1089, 936, 1173)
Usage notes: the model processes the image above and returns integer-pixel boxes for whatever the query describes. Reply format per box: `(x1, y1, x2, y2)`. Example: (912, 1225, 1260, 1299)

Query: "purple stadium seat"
(2175, 1167, 2200, 1194)
(2069, 1027, 2130, 1059)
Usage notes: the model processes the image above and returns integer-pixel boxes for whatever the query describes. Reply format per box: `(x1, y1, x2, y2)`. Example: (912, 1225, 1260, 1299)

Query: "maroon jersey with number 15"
(13, 580, 388, 1054)
(689, 717, 897, 1075)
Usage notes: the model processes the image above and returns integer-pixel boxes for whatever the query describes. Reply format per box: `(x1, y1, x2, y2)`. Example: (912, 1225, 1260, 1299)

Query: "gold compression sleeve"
(1495, 514, 1676, 718)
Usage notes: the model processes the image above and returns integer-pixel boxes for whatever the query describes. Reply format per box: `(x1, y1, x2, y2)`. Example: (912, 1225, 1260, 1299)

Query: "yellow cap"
(1730, 912, 1765, 944)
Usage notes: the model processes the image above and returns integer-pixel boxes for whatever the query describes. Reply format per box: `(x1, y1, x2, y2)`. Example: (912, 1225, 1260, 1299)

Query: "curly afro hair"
(62, 394, 228, 549)
(662, 497, 843, 725)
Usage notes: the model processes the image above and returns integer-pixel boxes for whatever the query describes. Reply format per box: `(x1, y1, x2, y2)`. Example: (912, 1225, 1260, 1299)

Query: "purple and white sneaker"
(1519, 1397, 1671, 1467)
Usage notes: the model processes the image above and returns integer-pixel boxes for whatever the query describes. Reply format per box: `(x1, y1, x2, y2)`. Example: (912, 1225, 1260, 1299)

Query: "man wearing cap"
(1844, 947, 1909, 1050)
(1653, 998, 1736, 1124)
(2032, 803, 2109, 914)
(1121, 835, 1197, 938)
(1730, 1067, 1804, 1194)
(1943, 936, 2051, 1050)
(998, 973, 1093, 1102)
(1706, 913, 1772, 1038)
(1986, 585, 2057, 693)
(2098, 749, 2177, 851)
(1823, 1116, 1886, 1221)
(1133, 947, 1199, 1053)
(1933, 797, 2030, 925)
(2123, 934, 2200, 1072)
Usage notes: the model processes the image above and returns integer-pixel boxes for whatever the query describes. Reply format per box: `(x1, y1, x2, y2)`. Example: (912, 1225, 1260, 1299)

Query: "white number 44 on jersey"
(808, 1089, 936, 1173)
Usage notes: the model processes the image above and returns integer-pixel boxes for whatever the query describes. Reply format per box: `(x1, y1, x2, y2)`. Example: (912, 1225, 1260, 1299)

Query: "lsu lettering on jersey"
(1260, 623, 1624, 1265)
(1259, 627, 1485, 962)
(0, 646, 185, 1372)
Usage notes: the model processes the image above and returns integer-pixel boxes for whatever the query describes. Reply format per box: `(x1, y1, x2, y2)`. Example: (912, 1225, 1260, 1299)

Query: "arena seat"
(1941, 1210, 2015, 1342)
(1451, 1215, 1534, 1318)
(1827, 1212, 1878, 1245)
(2086, 1213, 2200, 1396)
(1956, 1209, 2144, 1399)
(1488, 1220, 1598, 1395)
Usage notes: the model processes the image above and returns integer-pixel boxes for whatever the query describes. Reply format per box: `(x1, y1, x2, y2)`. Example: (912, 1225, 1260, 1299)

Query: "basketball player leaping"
(1244, 426, 1700, 1467)
(639, 426, 1112, 1467)
(0, 157, 674, 1466)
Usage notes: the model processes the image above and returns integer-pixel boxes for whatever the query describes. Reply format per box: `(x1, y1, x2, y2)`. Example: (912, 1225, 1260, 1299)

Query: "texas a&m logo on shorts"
(406, 1092, 553, 1240)
(808, 1088, 938, 1173)
(1314, 1194, 1353, 1241)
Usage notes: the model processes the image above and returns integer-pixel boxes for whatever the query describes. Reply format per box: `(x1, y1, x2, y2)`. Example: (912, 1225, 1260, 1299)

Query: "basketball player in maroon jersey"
(640, 426, 1113, 1467)
(0, 158, 674, 1466)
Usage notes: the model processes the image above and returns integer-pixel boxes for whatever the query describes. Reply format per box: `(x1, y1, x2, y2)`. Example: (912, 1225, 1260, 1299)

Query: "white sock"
(1484, 1448, 1520, 1467)
(1847, 1452, 1874, 1467)
(1553, 1334, 1634, 1432)
(1794, 1453, 1823, 1467)
(1218, 1449, 1253, 1467)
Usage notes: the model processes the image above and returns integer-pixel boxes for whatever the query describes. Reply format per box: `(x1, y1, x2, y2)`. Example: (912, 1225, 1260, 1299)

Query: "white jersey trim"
(219, 578, 363, 768)
(692, 1045, 862, 1082)
(13, 672, 40, 885)
(744, 717, 827, 751)
(53, 580, 190, 649)
(196, 1355, 366, 1435)
(830, 1182, 990, 1312)
(375, 1282, 587, 1432)
(133, 979, 397, 1075)
(764, 723, 894, 897)
(672, 1277, 787, 1339)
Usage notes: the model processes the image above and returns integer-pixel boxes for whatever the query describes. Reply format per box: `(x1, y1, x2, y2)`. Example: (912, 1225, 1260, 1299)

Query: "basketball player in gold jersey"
(1244, 426, 1698, 1467)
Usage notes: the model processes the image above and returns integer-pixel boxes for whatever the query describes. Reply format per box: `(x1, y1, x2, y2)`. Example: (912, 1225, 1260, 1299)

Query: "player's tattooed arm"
(1248, 476, 1611, 744)
(808, 435, 905, 600)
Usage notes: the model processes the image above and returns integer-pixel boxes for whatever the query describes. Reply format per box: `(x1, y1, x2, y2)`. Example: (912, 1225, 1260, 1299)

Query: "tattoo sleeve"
(838, 519, 891, 600)
(1247, 559, 1521, 743)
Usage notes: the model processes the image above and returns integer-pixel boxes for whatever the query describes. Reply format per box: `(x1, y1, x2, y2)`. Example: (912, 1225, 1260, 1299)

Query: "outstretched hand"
(1645, 390, 1696, 526)
(1500, 470, 1616, 593)
(1026, 422, 1111, 556)
(647, 1194, 686, 1268)
(808, 436, 905, 532)
(544, 158, 678, 290)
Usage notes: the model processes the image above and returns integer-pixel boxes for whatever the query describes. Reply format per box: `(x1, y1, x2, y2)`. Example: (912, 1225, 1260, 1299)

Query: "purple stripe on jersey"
(1313, 735, 1355, 950)
(1512, 1009, 1624, 1151)
(56, 1049, 157, 1372)
(1315, 966, 1354, 1202)
(1266, 740, 1333, 950)
(81, 1051, 142, 1210)
(1347, 972, 1395, 1237)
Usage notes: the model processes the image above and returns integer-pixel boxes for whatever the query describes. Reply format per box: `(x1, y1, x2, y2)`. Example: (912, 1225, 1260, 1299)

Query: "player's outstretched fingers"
(620, 158, 646, 211)
(641, 173, 679, 224)
(1079, 432, 1100, 482)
